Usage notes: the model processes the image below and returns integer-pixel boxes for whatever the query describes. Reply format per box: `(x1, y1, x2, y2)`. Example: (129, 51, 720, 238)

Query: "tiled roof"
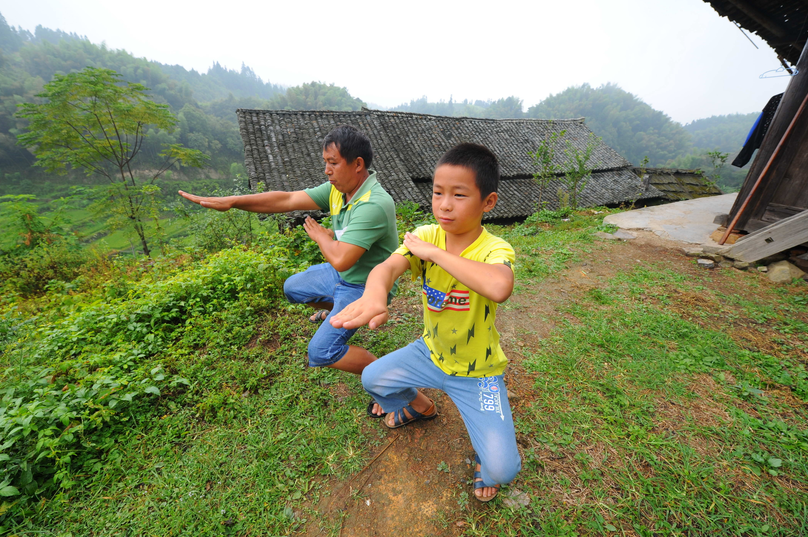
(633, 167, 723, 201)
(703, 1, 807, 66)
(237, 108, 663, 219)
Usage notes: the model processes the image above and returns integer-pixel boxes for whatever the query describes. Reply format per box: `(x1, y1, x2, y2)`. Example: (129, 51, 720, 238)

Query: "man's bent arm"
(178, 190, 319, 213)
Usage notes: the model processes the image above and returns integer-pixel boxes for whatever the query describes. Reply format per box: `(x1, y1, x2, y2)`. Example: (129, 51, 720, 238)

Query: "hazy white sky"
(0, 0, 792, 124)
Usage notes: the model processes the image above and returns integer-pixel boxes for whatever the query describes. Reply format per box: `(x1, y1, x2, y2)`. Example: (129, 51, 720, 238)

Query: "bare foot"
(371, 402, 384, 416)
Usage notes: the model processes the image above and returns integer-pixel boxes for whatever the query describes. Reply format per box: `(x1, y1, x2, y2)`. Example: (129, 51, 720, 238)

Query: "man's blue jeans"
(283, 263, 366, 367)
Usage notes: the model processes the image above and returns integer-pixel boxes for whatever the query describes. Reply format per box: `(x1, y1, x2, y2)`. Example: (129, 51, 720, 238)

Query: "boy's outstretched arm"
(403, 232, 514, 303)
(330, 254, 410, 330)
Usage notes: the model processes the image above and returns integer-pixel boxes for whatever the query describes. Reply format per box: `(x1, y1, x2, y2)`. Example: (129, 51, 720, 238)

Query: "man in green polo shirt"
(178, 126, 398, 398)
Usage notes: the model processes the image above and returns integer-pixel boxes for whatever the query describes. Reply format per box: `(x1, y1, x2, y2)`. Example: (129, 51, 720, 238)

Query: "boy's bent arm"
(403, 232, 514, 303)
(330, 254, 410, 330)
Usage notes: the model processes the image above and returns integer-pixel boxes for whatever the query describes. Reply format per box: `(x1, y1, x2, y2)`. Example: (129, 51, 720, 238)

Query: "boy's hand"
(178, 190, 232, 212)
(403, 232, 441, 263)
(330, 296, 389, 330)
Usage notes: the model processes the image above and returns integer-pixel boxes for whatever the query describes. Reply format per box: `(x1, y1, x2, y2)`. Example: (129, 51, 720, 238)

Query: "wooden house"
(236, 108, 668, 220)
(704, 1, 808, 248)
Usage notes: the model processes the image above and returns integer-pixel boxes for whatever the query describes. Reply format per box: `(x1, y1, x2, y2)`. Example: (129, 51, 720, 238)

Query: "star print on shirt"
(450, 345, 456, 355)
(451, 328, 457, 334)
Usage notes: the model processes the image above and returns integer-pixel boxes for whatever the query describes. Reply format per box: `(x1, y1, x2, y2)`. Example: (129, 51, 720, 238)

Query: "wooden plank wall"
(729, 40, 808, 232)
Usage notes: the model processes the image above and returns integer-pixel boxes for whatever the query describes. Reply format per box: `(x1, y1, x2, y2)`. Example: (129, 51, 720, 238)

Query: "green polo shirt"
(304, 171, 398, 285)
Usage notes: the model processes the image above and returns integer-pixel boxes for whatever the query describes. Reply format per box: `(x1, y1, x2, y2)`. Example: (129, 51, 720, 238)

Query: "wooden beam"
(723, 209, 808, 262)
(725, 0, 787, 38)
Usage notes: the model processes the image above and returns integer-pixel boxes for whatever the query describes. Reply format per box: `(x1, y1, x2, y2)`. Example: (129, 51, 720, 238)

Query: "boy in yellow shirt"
(331, 143, 520, 502)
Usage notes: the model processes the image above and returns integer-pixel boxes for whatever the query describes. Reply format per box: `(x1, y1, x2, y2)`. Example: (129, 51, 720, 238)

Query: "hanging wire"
(735, 22, 759, 49)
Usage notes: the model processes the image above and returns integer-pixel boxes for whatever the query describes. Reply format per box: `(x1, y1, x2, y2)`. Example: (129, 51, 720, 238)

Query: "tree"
(268, 81, 365, 111)
(560, 133, 600, 209)
(17, 67, 207, 256)
(529, 125, 566, 207)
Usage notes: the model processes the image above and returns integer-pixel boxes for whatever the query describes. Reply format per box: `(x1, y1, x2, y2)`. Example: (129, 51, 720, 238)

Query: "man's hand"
(330, 296, 389, 330)
(302, 216, 334, 244)
(178, 190, 233, 212)
(403, 232, 441, 262)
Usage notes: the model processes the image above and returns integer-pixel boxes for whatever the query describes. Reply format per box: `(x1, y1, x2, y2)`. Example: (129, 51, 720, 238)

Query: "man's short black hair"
(322, 125, 373, 169)
(435, 143, 500, 198)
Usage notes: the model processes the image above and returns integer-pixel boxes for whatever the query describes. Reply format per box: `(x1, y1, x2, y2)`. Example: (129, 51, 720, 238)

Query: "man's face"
(323, 144, 361, 196)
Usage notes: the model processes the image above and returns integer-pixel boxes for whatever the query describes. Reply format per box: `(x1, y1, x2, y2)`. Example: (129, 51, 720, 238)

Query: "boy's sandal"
(309, 310, 329, 323)
(473, 453, 501, 503)
(383, 401, 438, 429)
(366, 399, 385, 419)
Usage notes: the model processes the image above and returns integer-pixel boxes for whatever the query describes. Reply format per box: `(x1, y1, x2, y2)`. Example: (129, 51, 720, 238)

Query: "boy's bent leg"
(361, 339, 437, 421)
(445, 374, 521, 495)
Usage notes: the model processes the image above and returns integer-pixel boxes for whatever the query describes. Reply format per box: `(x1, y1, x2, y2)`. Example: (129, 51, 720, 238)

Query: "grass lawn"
(1, 209, 806, 536)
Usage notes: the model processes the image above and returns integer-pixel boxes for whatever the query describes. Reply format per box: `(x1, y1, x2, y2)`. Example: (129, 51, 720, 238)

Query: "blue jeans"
(362, 338, 521, 487)
(283, 263, 366, 367)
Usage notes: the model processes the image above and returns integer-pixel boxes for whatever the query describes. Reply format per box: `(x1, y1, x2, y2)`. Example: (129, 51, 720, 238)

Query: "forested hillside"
(0, 14, 365, 182)
(1, 12, 759, 191)
(526, 83, 692, 166)
(684, 113, 758, 154)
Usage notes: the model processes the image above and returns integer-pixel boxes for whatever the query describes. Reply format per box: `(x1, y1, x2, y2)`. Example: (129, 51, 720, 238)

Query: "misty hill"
(683, 113, 758, 154)
(526, 83, 692, 167)
(2, 12, 759, 193)
(0, 14, 364, 177)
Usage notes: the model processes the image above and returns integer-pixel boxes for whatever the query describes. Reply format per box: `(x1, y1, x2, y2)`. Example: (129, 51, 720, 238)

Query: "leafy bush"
(0, 245, 292, 507)
(0, 236, 90, 296)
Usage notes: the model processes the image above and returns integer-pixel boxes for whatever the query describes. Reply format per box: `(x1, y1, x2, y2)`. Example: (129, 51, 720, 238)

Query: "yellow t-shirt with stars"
(394, 224, 515, 377)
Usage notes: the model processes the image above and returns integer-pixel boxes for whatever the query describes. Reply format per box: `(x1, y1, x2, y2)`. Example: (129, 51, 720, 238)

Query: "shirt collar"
(344, 170, 377, 206)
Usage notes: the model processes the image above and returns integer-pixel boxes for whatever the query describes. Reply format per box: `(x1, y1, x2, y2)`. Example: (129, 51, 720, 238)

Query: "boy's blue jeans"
(362, 338, 522, 487)
(283, 263, 365, 367)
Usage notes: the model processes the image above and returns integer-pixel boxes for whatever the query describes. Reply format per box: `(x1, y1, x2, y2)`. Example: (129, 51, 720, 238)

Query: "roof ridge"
(363, 107, 585, 123)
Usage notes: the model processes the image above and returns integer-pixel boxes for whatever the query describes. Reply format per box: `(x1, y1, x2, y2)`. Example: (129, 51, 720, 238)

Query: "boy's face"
(432, 164, 497, 235)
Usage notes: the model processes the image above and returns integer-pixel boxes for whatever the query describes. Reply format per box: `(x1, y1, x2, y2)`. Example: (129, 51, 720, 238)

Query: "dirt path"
(300, 231, 782, 536)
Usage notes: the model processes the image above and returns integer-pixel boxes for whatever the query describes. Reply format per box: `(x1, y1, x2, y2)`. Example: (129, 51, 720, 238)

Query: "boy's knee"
(481, 453, 521, 485)
(361, 360, 383, 390)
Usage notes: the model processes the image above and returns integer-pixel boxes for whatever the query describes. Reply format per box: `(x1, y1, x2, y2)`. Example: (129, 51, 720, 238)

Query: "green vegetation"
(1, 205, 806, 534)
(17, 67, 208, 256)
(527, 83, 692, 167)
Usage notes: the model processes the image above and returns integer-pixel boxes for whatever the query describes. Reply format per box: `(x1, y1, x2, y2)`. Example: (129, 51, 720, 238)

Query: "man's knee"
(307, 336, 348, 368)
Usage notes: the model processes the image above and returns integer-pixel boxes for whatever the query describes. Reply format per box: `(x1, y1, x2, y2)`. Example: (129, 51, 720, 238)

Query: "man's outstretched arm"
(178, 190, 320, 213)
(330, 254, 410, 330)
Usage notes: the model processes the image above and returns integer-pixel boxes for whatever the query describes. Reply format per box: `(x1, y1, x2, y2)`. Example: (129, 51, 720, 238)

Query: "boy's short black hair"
(322, 125, 373, 169)
(435, 143, 500, 198)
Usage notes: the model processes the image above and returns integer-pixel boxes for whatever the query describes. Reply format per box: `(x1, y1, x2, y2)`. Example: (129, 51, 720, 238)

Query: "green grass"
(2, 207, 807, 535)
(465, 261, 808, 536)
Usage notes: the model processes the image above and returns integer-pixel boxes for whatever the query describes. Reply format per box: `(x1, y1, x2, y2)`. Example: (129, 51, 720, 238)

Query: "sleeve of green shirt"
(337, 202, 390, 250)
(303, 182, 331, 211)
